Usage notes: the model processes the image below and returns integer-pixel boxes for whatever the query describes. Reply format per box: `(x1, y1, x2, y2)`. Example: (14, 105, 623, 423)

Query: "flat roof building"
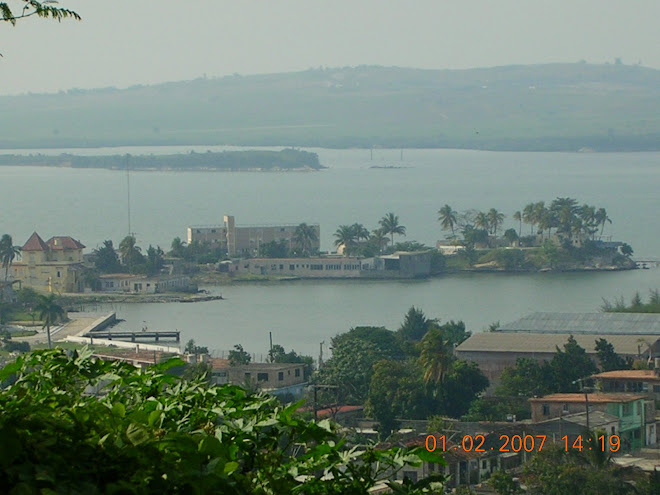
(498, 312, 660, 335)
(187, 215, 320, 256)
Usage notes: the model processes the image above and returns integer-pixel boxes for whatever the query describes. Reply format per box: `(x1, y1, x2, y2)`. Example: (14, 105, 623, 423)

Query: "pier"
(86, 330, 180, 342)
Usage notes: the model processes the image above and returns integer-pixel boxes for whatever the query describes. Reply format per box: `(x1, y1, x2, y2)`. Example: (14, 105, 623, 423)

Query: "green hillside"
(3, 63, 660, 151)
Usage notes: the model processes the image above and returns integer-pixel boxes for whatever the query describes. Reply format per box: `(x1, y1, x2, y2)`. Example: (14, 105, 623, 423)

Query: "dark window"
(57, 271, 61, 278)
(542, 404, 550, 416)
(279, 264, 284, 270)
(257, 373, 269, 382)
(278, 372, 284, 381)
(295, 368, 301, 377)
(290, 265, 295, 270)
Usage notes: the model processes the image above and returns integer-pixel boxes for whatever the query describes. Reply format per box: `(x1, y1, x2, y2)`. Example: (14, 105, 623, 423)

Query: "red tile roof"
(22, 232, 48, 251)
(47, 236, 85, 250)
(592, 369, 660, 382)
(529, 393, 646, 404)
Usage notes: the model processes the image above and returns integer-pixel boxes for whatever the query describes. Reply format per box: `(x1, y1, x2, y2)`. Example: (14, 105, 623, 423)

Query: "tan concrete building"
(187, 215, 320, 256)
(207, 359, 307, 398)
(11, 232, 86, 293)
(233, 251, 432, 279)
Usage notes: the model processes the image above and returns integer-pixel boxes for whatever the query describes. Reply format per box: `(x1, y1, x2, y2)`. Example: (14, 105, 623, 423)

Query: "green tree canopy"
(0, 348, 446, 494)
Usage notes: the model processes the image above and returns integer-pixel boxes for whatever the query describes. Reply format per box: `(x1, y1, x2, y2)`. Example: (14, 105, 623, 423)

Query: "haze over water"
(2, 147, 659, 355)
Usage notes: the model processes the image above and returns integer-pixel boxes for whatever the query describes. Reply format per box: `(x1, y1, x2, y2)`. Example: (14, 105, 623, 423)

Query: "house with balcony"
(592, 367, 660, 401)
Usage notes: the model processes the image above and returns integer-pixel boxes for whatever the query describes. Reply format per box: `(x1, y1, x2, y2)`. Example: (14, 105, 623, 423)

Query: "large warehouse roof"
(455, 332, 657, 356)
(498, 312, 660, 335)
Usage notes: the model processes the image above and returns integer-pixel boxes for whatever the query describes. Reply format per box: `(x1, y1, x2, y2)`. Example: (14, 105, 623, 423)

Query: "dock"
(86, 330, 180, 342)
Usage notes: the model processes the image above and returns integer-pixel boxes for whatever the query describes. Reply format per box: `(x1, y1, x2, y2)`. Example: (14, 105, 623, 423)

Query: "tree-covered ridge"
(0, 348, 445, 494)
(3, 64, 660, 150)
(0, 148, 323, 171)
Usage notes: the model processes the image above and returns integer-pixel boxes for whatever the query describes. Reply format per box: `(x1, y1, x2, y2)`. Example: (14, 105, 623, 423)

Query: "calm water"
(2, 147, 659, 355)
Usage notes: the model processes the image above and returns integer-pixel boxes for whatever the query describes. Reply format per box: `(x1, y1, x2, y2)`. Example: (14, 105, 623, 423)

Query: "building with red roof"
(10, 232, 86, 292)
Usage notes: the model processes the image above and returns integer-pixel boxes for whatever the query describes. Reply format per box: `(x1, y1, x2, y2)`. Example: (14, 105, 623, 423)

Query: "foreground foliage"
(0, 349, 445, 494)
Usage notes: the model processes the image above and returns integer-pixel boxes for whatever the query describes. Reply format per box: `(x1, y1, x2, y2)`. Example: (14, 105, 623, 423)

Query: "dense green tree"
(0, 234, 21, 281)
(379, 212, 406, 248)
(369, 228, 388, 254)
(438, 360, 489, 418)
(437, 204, 458, 237)
(620, 243, 633, 257)
(145, 245, 164, 276)
(489, 470, 522, 495)
(497, 358, 553, 398)
(551, 335, 598, 392)
(93, 240, 121, 273)
(316, 327, 403, 404)
(595, 338, 631, 371)
(228, 344, 251, 366)
(503, 228, 519, 246)
(523, 444, 637, 495)
(398, 306, 436, 342)
(258, 239, 289, 258)
(461, 225, 488, 249)
(438, 320, 471, 347)
(367, 359, 432, 438)
(292, 223, 318, 256)
(0, 349, 446, 494)
(34, 293, 64, 349)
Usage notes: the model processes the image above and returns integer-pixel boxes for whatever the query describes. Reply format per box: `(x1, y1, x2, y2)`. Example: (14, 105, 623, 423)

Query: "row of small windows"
(244, 369, 301, 382)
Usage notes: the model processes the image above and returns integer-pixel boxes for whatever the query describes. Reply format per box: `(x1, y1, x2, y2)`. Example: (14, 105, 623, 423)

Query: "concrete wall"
(238, 257, 363, 278)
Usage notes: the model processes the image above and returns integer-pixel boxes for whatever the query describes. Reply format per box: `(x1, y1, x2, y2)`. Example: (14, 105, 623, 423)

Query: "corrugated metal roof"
(455, 332, 657, 356)
(530, 393, 645, 404)
(499, 312, 660, 335)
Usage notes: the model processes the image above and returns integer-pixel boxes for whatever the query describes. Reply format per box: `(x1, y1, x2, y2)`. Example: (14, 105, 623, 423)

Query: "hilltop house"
(10, 232, 86, 293)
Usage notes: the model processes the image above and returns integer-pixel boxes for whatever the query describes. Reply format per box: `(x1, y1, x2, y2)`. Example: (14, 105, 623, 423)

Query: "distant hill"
(3, 63, 660, 151)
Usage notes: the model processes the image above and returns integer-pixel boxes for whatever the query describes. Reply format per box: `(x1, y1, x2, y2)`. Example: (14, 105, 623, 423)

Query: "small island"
(0, 148, 323, 172)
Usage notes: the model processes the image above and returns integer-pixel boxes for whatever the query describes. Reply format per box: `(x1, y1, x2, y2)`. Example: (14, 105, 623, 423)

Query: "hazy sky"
(1, 0, 659, 95)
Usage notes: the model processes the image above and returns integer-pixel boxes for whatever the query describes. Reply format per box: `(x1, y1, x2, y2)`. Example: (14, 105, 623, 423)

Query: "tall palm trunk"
(46, 321, 52, 349)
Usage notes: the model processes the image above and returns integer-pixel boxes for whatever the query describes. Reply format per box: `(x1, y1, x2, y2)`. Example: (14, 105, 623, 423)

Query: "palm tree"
(487, 208, 505, 236)
(595, 208, 612, 237)
(522, 203, 536, 235)
(418, 327, 453, 388)
(379, 213, 406, 248)
(351, 223, 370, 243)
(170, 237, 187, 258)
(334, 225, 357, 256)
(0, 234, 21, 281)
(35, 293, 65, 349)
(369, 229, 388, 254)
(118, 235, 142, 271)
(474, 212, 489, 232)
(293, 223, 318, 256)
(513, 211, 522, 237)
(437, 204, 458, 237)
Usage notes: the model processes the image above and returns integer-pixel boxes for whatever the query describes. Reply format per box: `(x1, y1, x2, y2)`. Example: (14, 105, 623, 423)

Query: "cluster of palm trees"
(438, 198, 612, 245)
(333, 213, 406, 256)
(292, 223, 318, 256)
(0, 234, 21, 281)
(519, 198, 611, 242)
